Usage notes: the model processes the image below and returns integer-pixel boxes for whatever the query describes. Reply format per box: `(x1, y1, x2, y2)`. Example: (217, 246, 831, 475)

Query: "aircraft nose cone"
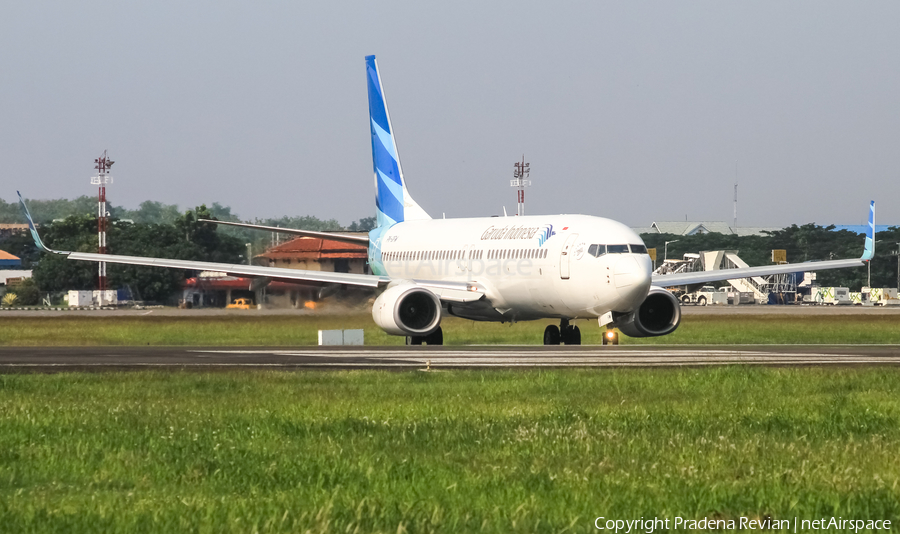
(614, 256, 640, 288)
(613, 255, 652, 309)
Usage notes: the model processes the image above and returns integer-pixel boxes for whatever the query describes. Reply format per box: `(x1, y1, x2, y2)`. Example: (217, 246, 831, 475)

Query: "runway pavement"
(1, 345, 899, 372)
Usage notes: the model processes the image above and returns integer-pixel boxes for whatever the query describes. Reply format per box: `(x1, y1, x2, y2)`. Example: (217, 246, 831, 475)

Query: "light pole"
(895, 243, 900, 291)
(246, 243, 252, 266)
(664, 240, 679, 262)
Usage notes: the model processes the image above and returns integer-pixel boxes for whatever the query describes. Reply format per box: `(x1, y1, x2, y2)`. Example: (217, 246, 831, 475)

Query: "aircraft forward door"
(559, 233, 579, 279)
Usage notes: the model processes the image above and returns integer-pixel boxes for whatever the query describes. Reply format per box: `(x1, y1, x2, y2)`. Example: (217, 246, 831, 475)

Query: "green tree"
(256, 215, 343, 232)
(0, 196, 105, 224)
(11, 278, 40, 305)
(121, 201, 182, 225)
(31, 207, 244, 303)
(348, 216, 377, 232)
(31, 215, 98, 292)
(207, 202, 241, 223)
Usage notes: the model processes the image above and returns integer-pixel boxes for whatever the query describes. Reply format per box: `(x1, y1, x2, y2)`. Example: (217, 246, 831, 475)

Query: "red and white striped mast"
(91, 151, 114, 300)
(511, 155, 531, 216)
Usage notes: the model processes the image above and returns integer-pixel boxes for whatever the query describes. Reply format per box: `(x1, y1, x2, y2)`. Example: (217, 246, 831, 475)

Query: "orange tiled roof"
(0, 250, 20, 261)
(258, 237, 367, 260)
(263, 251, 366, 260)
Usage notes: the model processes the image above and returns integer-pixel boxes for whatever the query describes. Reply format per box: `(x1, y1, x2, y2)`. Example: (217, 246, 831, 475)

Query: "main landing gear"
(543, 319, 581, 345)
(406, 327, 443, 346)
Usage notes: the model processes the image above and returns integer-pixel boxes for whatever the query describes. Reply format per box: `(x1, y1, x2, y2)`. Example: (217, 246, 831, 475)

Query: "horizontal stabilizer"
(201, 219, 369, 245)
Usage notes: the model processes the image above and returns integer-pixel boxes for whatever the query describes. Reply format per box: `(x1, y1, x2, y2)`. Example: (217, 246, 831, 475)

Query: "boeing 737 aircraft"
(19, 55, 875, 345)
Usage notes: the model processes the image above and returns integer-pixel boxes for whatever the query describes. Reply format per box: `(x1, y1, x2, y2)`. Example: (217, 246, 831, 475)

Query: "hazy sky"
(2, 2, 898, 228)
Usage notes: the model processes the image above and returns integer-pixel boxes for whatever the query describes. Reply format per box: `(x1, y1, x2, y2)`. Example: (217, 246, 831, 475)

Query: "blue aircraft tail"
(366, 55, 430, 228)
(862, 200, 875, 261)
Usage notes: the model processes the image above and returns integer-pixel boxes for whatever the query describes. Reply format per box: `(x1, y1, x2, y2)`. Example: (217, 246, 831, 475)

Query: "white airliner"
(19, 55, 875, 345)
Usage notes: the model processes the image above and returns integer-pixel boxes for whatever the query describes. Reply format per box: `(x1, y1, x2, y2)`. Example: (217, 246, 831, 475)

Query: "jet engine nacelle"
(372, 283, 442, 337)
(612, 287, 682, 338)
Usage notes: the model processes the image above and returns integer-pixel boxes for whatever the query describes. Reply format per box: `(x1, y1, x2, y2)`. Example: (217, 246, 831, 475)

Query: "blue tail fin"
(862, 200, 875, 260)
(366, 55, 430, 228)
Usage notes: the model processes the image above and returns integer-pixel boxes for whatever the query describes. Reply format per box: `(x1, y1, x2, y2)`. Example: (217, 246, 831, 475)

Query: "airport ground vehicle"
(226, 298, 253, 310)
(679, 286, 728, 306)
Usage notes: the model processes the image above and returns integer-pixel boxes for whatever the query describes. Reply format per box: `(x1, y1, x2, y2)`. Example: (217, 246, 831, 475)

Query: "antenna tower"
(91, 151, 114, 303)
(511, 155, 531, 216)
(733, 182, 738, 230)
(733, 161, 738, 230)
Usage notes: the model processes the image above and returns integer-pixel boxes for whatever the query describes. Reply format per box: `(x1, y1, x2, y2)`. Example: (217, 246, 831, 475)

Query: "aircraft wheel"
(424, 327, 443, 346)
(565, 325, 581, 345)
(406, 336, 424, 345)
(543, 325, 561, 345)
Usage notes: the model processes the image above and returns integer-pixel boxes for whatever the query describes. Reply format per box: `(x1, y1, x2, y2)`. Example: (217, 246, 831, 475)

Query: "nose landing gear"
(543, 319, 581, 345)
(601, 328, 619, 346)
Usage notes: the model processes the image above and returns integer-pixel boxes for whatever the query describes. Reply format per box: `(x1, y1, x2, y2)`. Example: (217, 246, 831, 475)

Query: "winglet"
(861, 200, 875, 261)
(17, 191, 56, 254)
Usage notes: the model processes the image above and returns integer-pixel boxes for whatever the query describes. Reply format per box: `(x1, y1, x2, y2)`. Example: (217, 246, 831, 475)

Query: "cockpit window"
(589, 244, 643, 256)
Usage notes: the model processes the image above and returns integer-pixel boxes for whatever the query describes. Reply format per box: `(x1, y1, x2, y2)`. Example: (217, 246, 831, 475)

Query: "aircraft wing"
(652, 201, 876, 288)
(200, 219, 370, 245)
(43, 249, 484, 300)
(64, 250, 389, 287)
(18, 192, 482, 299)
(651, 258, 864, 287)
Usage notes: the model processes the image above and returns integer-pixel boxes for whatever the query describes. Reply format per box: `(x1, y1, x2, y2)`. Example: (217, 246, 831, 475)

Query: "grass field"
(2, 312, 900, 345)
(1, 368, 899, 532)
